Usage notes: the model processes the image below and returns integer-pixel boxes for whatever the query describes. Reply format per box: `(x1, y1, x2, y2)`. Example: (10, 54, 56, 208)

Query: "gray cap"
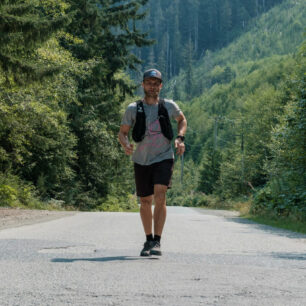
(143, 69, 162, 82)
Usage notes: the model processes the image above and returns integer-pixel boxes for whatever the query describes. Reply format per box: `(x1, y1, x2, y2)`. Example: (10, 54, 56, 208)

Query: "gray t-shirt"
(121, 99, 181, 165)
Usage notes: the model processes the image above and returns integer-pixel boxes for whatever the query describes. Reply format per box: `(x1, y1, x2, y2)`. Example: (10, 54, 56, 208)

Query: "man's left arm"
(174, 112, 187, 156)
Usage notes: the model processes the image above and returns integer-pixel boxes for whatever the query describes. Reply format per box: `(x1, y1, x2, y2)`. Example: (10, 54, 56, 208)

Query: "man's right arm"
(118, 125, 134, 155)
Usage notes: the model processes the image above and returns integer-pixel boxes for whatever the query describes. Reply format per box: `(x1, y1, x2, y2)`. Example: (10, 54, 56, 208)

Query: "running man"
(118, 69, 187, 256)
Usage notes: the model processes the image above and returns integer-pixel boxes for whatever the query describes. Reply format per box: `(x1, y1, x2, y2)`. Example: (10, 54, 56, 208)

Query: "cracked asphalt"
(0, 206, 306, 305)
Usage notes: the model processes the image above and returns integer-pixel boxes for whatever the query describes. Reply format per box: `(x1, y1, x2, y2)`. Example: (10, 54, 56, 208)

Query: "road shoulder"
(191, 207, 240, 218)
(0, 208, 76, 231)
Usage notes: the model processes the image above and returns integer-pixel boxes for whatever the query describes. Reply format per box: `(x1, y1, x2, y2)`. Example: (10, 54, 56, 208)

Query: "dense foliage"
(163, 0, 305, 220)
(0, 0, 69, 82)
(251, 43, 306, 220)
(131, 0, 305, 220)
(0, 0, 150, 210)
(0, 0, 305, 219)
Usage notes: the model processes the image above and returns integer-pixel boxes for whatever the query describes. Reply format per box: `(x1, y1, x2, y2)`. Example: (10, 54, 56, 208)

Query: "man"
(118, 68, 187, 256)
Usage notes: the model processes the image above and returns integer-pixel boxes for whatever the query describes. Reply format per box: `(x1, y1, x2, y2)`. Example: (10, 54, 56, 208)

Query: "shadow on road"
(51, 256, 159, 263)
(270, 252, 306, 261)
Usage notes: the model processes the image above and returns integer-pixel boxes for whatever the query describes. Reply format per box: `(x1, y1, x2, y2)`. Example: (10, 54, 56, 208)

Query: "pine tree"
(219, 0, 233, 45)
(60, 0, 153, 203)
(63, 0, 152, 92)
(183, 36, 194, 99)
(0, 0, 69, 82)
(198, 150, 221, 194)
(147, 48, 156, 69)
(172, 0, 182, 75)
(157, 32, 168, 80)
(173, 82, 180, 101)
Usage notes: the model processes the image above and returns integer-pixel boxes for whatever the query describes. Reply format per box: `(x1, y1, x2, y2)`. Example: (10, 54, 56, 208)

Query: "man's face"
(142, 77, 163, 98)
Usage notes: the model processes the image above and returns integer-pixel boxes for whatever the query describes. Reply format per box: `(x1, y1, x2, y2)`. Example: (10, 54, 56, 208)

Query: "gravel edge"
(0, 208, 76, 231)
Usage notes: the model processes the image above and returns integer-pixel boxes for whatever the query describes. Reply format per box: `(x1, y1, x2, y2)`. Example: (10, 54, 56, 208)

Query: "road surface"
(0, 207, 306, 305)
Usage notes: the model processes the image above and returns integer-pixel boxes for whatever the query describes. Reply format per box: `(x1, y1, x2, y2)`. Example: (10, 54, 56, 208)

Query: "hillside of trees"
(132, 0, 284, 82)
(161, 0, 305, 221)
(163, 0, 305, 100)
(0, 0, 305, 220)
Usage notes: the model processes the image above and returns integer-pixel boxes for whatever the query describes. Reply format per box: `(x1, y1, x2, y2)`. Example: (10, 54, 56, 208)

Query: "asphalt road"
(0, 207, 306, 306)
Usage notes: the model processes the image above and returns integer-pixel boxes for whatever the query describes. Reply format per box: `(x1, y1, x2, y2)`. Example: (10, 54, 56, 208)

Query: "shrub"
(0, 184, 18, 207)
(0, 172, 43, 208)
(251, 184, 306, 222)
(97, 194, 138, 212)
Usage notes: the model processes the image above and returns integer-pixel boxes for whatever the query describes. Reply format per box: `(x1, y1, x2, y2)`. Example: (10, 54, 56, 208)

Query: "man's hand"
(174, 112, 187, 156)
(124, 143, 134, 155)
(118, 125, 134, 155)
(175, 138, 185, 156)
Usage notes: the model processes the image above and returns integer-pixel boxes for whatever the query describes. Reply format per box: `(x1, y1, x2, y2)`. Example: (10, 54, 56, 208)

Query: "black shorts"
(134, 159, 174, 197)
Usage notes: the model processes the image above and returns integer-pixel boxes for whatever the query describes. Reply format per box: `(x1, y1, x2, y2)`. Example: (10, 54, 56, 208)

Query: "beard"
(144, 88, 160, 99)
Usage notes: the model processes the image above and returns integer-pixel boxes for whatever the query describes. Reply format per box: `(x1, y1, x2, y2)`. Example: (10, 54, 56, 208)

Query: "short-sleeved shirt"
(121, 99, 181, 165)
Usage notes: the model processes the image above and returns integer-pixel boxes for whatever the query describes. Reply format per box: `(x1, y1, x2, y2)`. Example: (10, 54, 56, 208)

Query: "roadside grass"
(244, 214, 306, 235)
(125, 207, 140, 213)
(231, 199, 306, 235)
(193, 195, 306, 235)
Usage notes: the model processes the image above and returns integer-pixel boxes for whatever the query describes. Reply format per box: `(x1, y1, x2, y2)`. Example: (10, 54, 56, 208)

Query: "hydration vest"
(132, 99, 174, 143)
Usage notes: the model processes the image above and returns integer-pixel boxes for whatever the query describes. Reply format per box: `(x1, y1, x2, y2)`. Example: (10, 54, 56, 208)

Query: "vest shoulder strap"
(158, 98, 174, 141)
(132, 100, 146, 143)
(158, 98, 165, 109)
(136, 100, 144, 112)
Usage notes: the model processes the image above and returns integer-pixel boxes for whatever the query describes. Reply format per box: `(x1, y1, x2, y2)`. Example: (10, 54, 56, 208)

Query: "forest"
(161, 0, 305, 222)
(132, 0, 284, 81)
(0, 0, 305, 222)
(0, 0, 150, 210)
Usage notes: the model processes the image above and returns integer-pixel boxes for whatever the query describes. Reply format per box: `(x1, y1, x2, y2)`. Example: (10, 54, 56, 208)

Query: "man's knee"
(154, 194, 166, 204)
(140, 195, 153, 207)
(154, 184, 167, 205)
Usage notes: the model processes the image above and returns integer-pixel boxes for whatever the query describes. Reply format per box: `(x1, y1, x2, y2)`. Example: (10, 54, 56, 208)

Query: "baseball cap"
(143, 69, 162, 82)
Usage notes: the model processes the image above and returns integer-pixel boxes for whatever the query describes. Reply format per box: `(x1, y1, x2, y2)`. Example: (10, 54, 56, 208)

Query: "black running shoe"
(140, 241, 153, 257)
(150, 241, 162, 256)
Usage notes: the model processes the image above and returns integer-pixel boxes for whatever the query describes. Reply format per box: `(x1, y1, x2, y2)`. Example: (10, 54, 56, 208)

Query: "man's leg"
(148, 184, 167, 256)
(153, 184, 168, 236)
(139, 195, 154, 256)
(140, 195, 153, 235)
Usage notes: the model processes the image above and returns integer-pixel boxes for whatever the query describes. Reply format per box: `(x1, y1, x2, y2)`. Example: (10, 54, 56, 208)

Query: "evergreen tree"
(0, 0, 69, 82)
(219, 0, 233, 45)
(173, 81, 180, 101)
(60, 0, 152, 206)
(147, 49, 156, 69)
(172, 2, 182, 75)
(157, 32, 168, 80)
(183, 37, 194, 99)
(198, 150, 221, 194)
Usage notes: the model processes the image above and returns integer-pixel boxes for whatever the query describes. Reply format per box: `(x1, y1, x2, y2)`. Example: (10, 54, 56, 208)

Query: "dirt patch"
(0, 208, 76, 231)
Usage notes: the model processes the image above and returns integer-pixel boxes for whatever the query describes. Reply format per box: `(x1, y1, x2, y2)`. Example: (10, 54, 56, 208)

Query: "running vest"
(132, 99, 174, 143)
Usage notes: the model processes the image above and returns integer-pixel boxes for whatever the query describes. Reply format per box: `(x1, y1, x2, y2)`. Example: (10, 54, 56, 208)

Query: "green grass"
(194, 195, 306, 235)
(244, 214, 306, 235)
(220, 198, 306, 235)
(125, 207, 140, 213)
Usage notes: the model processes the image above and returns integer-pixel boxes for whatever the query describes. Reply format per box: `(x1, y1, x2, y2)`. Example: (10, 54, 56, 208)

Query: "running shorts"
(134, 159, 174, 197)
